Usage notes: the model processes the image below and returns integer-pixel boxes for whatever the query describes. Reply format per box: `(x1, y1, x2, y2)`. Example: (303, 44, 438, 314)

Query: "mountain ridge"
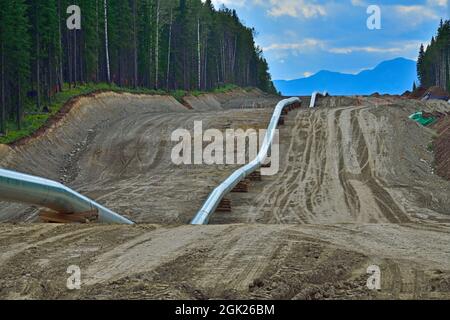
(274, 57, 418, 96)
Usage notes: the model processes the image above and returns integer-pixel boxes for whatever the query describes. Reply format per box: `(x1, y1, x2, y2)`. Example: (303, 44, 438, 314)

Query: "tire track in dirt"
(253, 110, 312, 223)
(0, 225, 99, 265)
(225, 98, 445, 225)
(336, 108, 361, 221)
(1, 222, 449, 299)
(347, 108, 411, 223)
(190, 225, 286, 292)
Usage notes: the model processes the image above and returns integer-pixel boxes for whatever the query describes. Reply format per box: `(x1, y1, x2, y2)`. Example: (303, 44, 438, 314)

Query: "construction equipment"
(409, 112, 436, 127)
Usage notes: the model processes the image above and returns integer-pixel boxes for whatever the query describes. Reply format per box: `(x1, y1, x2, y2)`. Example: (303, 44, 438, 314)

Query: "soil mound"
(182, 94, 223, 111)
(410, 86, 428, 99)
(434, 116, 450, 180)
(401, 90, 411, 97)
(423, 86, 450, 100)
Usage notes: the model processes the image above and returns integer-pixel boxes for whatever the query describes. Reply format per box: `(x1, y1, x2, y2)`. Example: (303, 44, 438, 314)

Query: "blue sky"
(208, 0, 449, 80)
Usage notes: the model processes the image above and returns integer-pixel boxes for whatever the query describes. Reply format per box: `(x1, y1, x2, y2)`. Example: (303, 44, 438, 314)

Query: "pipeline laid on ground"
(191, 97, 301, 225)
(309, 91, 329, 108)
(0, 168, 134, 224)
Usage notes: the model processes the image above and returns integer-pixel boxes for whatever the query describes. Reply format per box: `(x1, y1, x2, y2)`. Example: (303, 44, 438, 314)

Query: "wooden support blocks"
(261, 162, 271, 168)
(232, 179, 250, 193)
(290, 102, 301, 110)
(278, 116, 285, 126)
(249, 170, 262, 181)
(39, 210, 99, 224)
(217, 198, 231, 212)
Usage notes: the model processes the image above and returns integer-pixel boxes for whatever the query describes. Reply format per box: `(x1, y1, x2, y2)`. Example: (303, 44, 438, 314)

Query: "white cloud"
(328, 40, 429, 59)
(209, 0, 247, 7)
(267, 0, 327, 19)
(328, 46, 403, 54)
(208, 0, 327, 19)
(264, 38, 427, 62)
(263, 38, 325, 52)
(427, 0, 448, 6)
(394, 5, 440, 22)
(350, 0, 365, 7)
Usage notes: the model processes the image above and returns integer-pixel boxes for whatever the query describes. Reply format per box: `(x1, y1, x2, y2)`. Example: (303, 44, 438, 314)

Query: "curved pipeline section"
(309, 91, 329, 108)
(191, 97, 301, 225)
(0, 168, 134, 224)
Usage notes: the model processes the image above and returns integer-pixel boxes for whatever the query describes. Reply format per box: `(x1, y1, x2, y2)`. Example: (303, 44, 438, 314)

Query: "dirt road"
(0, 92, 449, 299)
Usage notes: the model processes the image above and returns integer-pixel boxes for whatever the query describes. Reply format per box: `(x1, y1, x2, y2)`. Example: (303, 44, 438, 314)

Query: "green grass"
(0, 82, 241, 144)
(1, 83, 122, 144)
(213, 84, 239, 93)
(171, 89, 188, 102)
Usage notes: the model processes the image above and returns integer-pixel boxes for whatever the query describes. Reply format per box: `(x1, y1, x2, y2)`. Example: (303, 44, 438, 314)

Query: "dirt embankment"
(434, 117, 450, 180)
(182, 88, 280, 111)
(0, 89, 278, 223)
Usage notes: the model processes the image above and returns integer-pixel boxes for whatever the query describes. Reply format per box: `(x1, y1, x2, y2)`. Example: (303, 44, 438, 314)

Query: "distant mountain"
(274, 58, 418, 96)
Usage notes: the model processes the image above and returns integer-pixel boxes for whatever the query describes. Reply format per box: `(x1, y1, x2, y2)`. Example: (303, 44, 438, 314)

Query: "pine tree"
(1, 0, 31, 130)
(417, 44, 425, 86)
(417, 20, 450, 92)
(1, 0, 277, 131)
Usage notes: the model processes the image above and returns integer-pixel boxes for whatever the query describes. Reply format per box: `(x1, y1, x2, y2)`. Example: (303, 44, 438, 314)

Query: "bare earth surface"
(0, 91, 449, 299)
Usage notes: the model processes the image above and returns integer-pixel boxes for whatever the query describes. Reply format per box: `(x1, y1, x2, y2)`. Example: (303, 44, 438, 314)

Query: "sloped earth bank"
(0, 89, 279, 223)
(433, 116, 450, 180)
(0, 94, 449, 299)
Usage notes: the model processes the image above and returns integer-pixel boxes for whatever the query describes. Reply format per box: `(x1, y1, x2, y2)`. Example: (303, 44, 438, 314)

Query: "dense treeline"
(417, 19, 450, 92)
(0, 0, 276, 134)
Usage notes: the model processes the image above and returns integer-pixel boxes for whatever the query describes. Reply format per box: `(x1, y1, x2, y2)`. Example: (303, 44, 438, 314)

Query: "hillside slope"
(0, 89, 279, 224)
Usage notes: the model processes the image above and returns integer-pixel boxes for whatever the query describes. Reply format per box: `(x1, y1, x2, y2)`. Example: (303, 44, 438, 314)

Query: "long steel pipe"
(0, 168, 134, 224)
(191, 97, 301, 225)
(309, 91, 328, 108)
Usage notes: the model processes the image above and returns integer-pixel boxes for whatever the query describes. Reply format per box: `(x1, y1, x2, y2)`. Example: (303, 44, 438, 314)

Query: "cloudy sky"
(208, 0, 449, 80)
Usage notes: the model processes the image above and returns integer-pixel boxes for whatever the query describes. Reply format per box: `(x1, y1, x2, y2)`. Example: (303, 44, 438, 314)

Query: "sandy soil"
(213, 97, 450, 225)
(434, 116, 450, 180)
(0, 90, 278, 223)
(0, 93, 449, 300)
(0, 223, 449, 299)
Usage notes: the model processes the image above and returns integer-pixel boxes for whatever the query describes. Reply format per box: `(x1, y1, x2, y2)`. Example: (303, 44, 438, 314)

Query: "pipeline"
(309, 91, 329, 108)
(0, 168, 134, 224)
(191, 97, 301, 225)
